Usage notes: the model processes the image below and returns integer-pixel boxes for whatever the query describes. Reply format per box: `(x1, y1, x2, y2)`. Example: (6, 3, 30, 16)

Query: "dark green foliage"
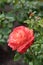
(0, 0, 43, 65)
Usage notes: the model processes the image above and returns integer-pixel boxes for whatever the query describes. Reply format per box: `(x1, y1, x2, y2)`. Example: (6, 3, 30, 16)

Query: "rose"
(8, 26, 34, 54)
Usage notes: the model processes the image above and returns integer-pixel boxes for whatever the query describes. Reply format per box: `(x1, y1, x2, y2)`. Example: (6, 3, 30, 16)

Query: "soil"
(0, 44, 28, 65)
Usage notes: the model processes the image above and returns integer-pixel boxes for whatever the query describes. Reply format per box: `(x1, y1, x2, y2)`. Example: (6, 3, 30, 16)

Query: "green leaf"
(0, 13, 5, 20)
(0, 39, 5, 43)
(29, 62, 33, 65)
(0, 34, 2, 39)
(6, 16, 15, 22)
(15, 0, 19, 5)
(14, 53, 21, 61)
(38, 19, 43, 27)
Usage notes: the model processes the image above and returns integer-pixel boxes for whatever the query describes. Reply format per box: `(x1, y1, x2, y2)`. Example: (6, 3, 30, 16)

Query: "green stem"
(29, 48, 36, 65)
(30, 48, 40, 65)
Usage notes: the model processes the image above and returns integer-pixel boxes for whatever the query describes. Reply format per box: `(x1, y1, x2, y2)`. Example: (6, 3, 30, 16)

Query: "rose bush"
(0, 0, 43, 65)
(8, 26, 34, 54)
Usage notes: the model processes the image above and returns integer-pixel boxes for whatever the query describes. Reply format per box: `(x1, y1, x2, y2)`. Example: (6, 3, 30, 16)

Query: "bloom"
(8, 26, 34, 54)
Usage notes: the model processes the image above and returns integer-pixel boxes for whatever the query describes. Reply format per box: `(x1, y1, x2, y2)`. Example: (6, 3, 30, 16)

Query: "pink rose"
(8, 26, 34, 54)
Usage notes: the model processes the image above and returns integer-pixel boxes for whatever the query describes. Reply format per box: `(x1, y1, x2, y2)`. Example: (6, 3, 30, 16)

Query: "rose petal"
(8, 26, 34, 54)
(17, 36, 34, 54)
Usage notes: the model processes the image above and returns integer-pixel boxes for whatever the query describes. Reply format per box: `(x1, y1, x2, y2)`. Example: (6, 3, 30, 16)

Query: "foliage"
(0, 13, 14, 45)
(0, 0, 43, 65)
(23, 19, 43, 65)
